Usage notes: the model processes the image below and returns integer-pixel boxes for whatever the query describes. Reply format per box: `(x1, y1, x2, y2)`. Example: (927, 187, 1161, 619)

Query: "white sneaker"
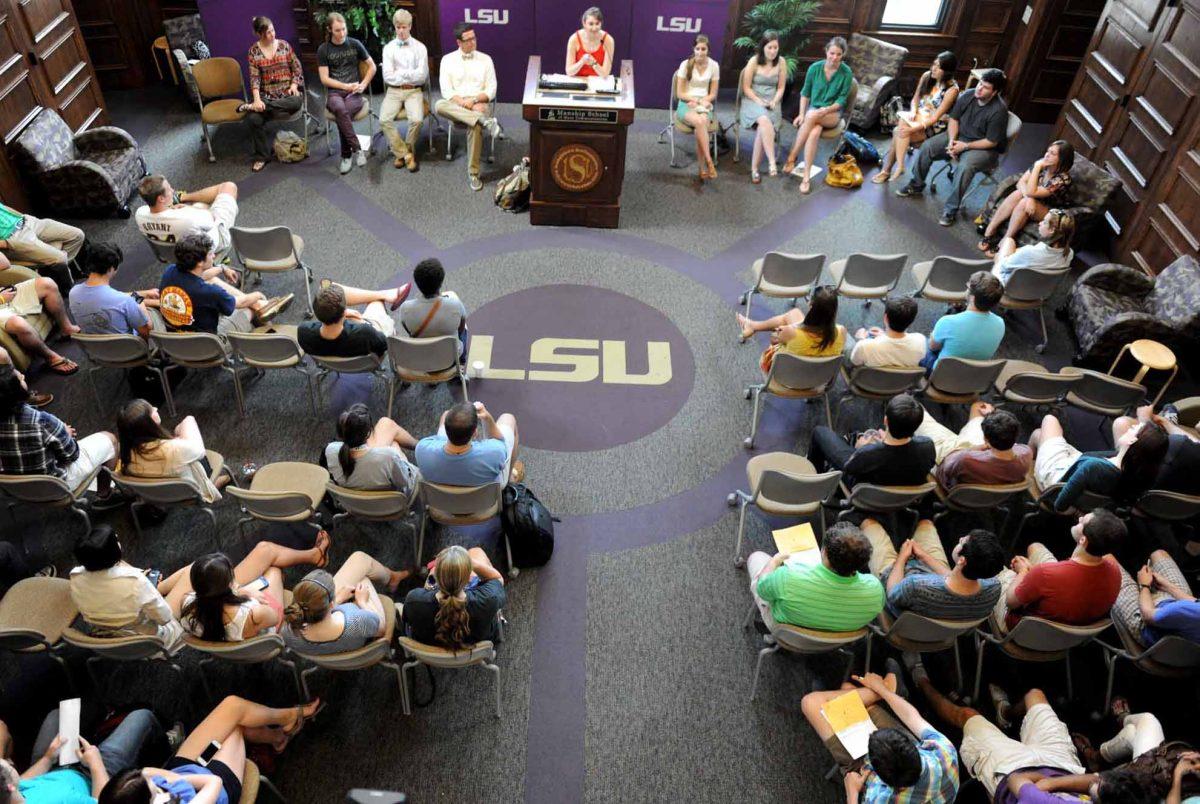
(339, 157, 352, 174)
(354, 149, 367, 167)
(469, 175, 483, 191)
(484, 117, 503, 139)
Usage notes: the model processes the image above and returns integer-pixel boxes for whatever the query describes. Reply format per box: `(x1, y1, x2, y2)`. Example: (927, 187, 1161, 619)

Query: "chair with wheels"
(398, 634, 501, 718)
(865, 610, 986, 693)
(727, 454, 840, 566)
(72, 334, 165, 408)
(110, 451, 234, 548)
(417, 480, 510, 575)
(225, 328, 319, 418)
(385, 335, 468, 419)
(225, 462, 329, 544)
(664, 77, 718, 169)
(327, 483, 421, 567)
(998, 267, 1070, 354)
(923, 357, 1006, 408)
(972, 613, 1109, 703)
(828, 253, 907, 316)
(149, 331, 240, 417)
(0, 578, 77, 685)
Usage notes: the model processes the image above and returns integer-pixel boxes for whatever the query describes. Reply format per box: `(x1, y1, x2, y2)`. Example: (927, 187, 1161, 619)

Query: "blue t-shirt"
(69, 283, 148, 336)
(930, 310, 1005, 364)
(415, 435, 507, 487)
(18, 768, 93, 803)
(160, 765, 228, 804)
(1145, 599, 1200, 646)
(158, 264, 235, 333)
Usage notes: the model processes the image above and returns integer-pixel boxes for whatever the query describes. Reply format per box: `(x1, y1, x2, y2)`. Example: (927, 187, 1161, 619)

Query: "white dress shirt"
(382, 36, 429, 87)
(439, 48, 497, 102)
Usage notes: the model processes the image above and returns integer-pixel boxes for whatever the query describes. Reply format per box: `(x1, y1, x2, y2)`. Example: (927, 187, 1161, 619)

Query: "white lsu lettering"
(464, 9, 509, 24)
(467, 336, 672, 385)
(656, 16, 701, 33)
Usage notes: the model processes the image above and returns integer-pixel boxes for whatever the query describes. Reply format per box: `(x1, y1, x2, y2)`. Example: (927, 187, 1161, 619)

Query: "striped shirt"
(885, 561, 1001, 621)
(863, 727, 960, 803)
(248, 39, 303, 99)
(756, 562, 883, 631)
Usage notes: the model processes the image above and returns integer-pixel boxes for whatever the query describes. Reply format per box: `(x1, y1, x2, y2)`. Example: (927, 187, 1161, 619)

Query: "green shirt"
(756, 562, 883, 631)
(801, 60, 853, 110)
(0, 203, 23, 240)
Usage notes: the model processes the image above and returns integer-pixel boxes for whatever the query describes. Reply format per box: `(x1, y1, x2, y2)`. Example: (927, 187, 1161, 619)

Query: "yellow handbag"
(825, 153, 863, 189)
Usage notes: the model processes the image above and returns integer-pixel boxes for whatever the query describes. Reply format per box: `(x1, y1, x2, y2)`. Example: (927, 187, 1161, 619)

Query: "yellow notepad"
(772, 523, 818, 554)
(821, 691, 877, 760)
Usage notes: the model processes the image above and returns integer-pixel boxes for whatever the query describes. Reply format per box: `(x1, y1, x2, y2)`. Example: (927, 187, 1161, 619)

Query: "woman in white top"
(117, 399, 229, 503)
(992, 208, 1075, 285)
(565, 6, 614, 78)
(160, 536, 331, 642)
(739, 31, 788, 183)
(675, 34, 720, 181)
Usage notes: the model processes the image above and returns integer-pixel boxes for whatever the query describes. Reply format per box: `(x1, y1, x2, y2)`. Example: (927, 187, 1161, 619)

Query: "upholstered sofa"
(1067, 255, 1200, 364)
(845, 33, 908, 131)
(981, 154, 1121, 249)
(9, 109, 146, 219)
(0, 267, 53, 371)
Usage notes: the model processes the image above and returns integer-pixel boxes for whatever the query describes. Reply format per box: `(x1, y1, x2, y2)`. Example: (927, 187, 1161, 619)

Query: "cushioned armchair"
(9, 109, 146, 219)
(0, 267, 52, 371)
(845, 33, 908, 131)
(981, 154, 1121, 249)
(164, 13, 208, 106)
(1067, 256, 1200, 364)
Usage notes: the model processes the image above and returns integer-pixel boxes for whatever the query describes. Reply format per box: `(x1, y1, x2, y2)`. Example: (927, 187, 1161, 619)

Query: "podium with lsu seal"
(522, 55, 635, 229)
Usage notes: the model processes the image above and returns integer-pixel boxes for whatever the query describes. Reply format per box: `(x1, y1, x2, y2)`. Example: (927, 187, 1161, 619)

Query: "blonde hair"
(433, 546, 473, 651)
(284, 570, 335, 629)
(1042, 208, 1075, 249)
(685, 34, 711, 82)
(393, 9, 412, 27)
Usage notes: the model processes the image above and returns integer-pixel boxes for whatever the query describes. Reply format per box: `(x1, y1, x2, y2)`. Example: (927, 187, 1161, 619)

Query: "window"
(880, 0, 948, 28)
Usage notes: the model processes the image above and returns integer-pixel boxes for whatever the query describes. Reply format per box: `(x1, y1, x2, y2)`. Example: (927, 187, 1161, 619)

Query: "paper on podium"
(58, 697, 81, 765)
(586, 75, 618, 94)
(774, 523, 821, 567)
(821, 691, 876, 760)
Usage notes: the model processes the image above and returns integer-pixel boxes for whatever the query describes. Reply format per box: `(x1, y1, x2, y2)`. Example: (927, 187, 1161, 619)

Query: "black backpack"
(501, 483, 557, 568)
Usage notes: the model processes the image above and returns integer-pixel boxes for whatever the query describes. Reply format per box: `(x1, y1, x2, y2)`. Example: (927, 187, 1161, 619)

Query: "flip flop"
(871, 171, 891, 184)
(389, 282, 412, 312)
(313, 530, 331, 568)
(48, 358, 78, 376)
(799, 179, 811, 195)
(751, 170, 761, 184)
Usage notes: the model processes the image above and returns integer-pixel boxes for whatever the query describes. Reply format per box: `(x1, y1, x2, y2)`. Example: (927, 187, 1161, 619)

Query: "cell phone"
(246, 576, 269, 592)
(197, 739, 221, 767)
(347, 792, 406, 804)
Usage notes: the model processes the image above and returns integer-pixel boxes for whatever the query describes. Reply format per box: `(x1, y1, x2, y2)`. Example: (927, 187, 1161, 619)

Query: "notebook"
(821, 690, 877, 760)
(774, 523, 821, 568)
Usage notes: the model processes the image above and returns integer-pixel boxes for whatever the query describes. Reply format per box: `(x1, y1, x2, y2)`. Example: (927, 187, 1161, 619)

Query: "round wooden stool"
(152, 36, 178, 85)
(1107, 338, 1177, 407)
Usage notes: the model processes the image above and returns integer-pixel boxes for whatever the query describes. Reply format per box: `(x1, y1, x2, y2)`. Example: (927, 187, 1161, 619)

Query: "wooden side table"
(152, 36, 178, 85)
(1108, 338, 1177, 406)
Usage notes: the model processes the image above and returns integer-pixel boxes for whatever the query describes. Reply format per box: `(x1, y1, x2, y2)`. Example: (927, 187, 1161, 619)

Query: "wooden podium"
(521, 56, 635, 229)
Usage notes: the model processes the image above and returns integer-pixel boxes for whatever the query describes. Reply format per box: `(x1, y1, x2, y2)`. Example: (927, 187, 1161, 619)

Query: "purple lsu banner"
(629, 0, 729, 108)
(438, 0, 536, 104)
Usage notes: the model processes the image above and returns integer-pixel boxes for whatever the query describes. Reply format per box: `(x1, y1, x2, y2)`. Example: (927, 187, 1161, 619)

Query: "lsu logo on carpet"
(468, 336, 672, 385)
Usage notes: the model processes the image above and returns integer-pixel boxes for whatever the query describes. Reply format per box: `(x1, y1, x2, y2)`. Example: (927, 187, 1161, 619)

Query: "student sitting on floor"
(745, 521, 883, 631)
(297, 281, 411, 358)
(324, 403, 418, 493)
(283, 551, 409, 656)
(847, 297, 926, 368)
(914, 403, 1032, 486)
(921, 271, 1005, 372)
(863, 518, 1005, 621)
(416, 400, 523, 487)
(807, 393, 936, 488)
(70, 243, 161, 339)
(403, 545, 506, 648)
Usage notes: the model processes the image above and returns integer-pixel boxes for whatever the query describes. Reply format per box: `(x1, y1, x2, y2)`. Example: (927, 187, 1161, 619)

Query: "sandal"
(782, 159, 796, 175)
(735, 313, 755, 343)
(1071, 732, 1102, 773)
(768, 165, 778, 178)
(509, 459, 526, 485)
(751, 170, 761, 184)
(799, 178, 811, 195)
(252, 160, 268, 173)
(48, 358, 78, 376)
(280, 698, 325, 742)
(977, 237, 997, 253)
(313, 529, 331, 568)
(871, 171, 891, 184)
(389, 282, 412, 312)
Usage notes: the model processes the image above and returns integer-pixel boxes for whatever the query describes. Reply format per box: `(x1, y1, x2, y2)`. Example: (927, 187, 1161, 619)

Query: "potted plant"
(311, 0, 398, 88)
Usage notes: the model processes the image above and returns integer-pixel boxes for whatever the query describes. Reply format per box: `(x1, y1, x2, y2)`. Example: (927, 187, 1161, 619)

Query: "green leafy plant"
(733, 0, 821, 79)
(311, 0, 397, 43)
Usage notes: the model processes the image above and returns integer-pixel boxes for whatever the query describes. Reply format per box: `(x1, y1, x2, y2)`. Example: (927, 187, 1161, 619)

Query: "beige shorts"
(960, 704, 1083, 795)
(209, 193, 238, 255)
(61, 432, 116, 492)
(1034, 436, 1080, 489)
(0, 279, 41, 324)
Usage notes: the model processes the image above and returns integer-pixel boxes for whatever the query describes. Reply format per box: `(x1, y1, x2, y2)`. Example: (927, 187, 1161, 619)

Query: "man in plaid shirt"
(0, 366, 121, 504)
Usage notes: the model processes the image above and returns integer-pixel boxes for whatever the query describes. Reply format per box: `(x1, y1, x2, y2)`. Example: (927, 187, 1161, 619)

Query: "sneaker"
(165, 721, 187, 752)
(1160, 403, 1180, 424)
(895, 183, 923, 198)
(469, 175, 483, 192)
(900, 651, 927, 685)
(988, 682, 1013, 729)
(938, 211, 957, 226)
(355, 149, 367, 167)
(90, 489, 131, 512)
(339, 157, 352, 175)
(34, 565, 57, 578)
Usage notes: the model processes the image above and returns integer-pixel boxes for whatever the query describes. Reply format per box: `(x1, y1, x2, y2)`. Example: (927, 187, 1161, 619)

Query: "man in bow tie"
(380, 9, 429, 173)
(435, 21, 501, 191)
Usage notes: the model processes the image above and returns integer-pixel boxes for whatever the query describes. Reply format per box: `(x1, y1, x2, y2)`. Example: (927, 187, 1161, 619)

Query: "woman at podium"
(566, 6, 614, 78)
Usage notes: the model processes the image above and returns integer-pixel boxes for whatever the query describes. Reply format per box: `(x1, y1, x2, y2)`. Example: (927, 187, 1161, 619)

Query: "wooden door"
(1005, 0, 1103, 124)
(12, 0, 107, 131)
(0, 1, 41, 207)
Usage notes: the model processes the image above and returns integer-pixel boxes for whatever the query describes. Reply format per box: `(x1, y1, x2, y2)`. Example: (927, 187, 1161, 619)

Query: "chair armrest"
(1173, 397, 1200, 428)
(870, 75, 893, 96)
(75, 126, 137, 153)
(1076, 263, 1153, 295)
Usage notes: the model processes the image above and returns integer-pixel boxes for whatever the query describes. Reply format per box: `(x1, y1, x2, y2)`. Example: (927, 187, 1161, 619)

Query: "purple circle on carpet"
(465, 284, 696, 452)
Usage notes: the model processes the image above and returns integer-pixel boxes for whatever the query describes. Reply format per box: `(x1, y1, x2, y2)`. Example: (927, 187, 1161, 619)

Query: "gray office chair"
(385, 335, 468, 419)
(1098, 618, 1200, 713)
(148, 331, 238, 417)
(417, 480, 510, 575)
(993, 360, 1081, 411)
(998, 267, 1070, 354)
(327, 483, 421, 567)
(910, 256, 993, 305)
(828, 253, 907, 311)
(229, 226, 313, 318)
(225, 328, 318, 418)
(398, 635, 501, 718)
(72, 333, 165, 408)
(110, 451, 233, 548)
(923, 357, 1006, 406)
(309, 352, 387, 411)
(1134, 490, 1200, 521)
(739, 253, 825, 331)
(726, 453, 841, 565)
(973, 613, 1109, 703)
(744, 353, 842, 449)
(866, 610, 987, 693)
(1061, 367, 1146, 418)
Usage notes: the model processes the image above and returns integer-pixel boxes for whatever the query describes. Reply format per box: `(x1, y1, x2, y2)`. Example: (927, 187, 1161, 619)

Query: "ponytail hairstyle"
(1114, 422, 1169, 502)
(335, 403, 374, 481)
(180, 553, 249, 642)
(325, 11, 345, 42)
(432, 545, 473, 651)
(284, 570, 335, 630)
(581, 6, 603, 25)
(1040, 208, 1076, 250)
(116, 398, 172, 469)
(801, 285, 840, 351)
(99, 769, 173, 804)
(686, 34, 711, 82)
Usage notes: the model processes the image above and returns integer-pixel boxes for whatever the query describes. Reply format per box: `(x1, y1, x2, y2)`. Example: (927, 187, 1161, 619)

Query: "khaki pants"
(380, 87, 425, 158)
(435, 99, 484, 177)
(4, 215, 85, 265)
(992, 542, 1056, 630)
(864, 518, 949, 576)
(915, 405, 987, 465)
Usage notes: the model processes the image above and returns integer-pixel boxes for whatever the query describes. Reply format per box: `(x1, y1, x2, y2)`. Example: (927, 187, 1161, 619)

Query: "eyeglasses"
(460, 35, 476, 43)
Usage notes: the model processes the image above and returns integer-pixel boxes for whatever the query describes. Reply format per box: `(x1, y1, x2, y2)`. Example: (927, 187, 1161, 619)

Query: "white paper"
(789, 162, 824, 179)
(784, 548, 822, 568)
(58, 698, 81, 765)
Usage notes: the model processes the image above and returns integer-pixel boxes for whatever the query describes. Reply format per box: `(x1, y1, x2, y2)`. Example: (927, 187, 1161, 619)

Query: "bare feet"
(63, 323, 81, 336)
(799, 178, 812, 195)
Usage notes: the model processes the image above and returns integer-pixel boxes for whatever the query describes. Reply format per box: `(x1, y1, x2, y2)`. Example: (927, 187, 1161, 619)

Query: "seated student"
(863, 518, 1005, 621)
(69, 243, 161, 339)
(324, 403, 418, 493)
(0, 705, 161, 803)
(136, 175, 239, 260)
(801, 668, 959, 802)
(69, 525, 183, 650)
(297, 281, 411, 358)
(1030, 414, 1168, 511)
(0, 366, 123, 507)
(992, 208, 1075, 285)
(871, 51, 960, 184)
(916, 403, 1032, 486)
(0, 345, 50, 407)
(436, 21, 502, 192)
(1, 269, 82, 375)
(1112, 549, 1200, 648)
(745, 521, 883, 631)
(156, 536, 331, 642)
(901, 663, 1142, 804)
(158, 233, 290, 335)
(675, 34, 721, 182)
(318, 12, 376, 175)
(284, 551, 409, 656)
(100, 696, 323, 804)
(117, 399, 228, 503)
(403, 545, 505, 648)
(847, 297, 926, 368)
(922, 271, 1005, 372)
(807, 393, 936, 487)
(416, 400, 522, 487)
(994, 509, 1125, 632)
(979, 140, 1075, 255)
(1115, 404, 1200, 495)
(0, 199, 84, 299)
(736, 285, 847, 373)
(399, 258, 468, 360)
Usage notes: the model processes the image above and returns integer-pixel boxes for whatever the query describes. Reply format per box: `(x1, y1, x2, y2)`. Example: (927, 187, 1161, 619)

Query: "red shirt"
(1006, 556, 1120, 630)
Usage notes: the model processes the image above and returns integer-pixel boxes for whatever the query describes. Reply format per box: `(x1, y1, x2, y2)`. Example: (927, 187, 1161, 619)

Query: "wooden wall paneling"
(1004, 0, 1103, 123)
(74, 0, 155, 89)
(0, 4, 39, 209)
